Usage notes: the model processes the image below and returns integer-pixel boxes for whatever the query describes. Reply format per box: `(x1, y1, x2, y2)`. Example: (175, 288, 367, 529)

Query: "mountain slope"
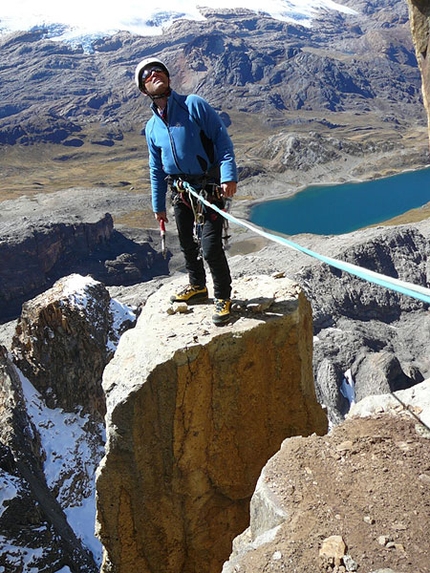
(1, 1, 428, 203)
(0, 1, 423, 146)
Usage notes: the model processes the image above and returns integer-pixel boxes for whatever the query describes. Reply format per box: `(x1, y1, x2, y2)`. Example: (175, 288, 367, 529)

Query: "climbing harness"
(170, 178, 204, 259)
(169, 177, 230, 258)
(178, 180, 430, 306)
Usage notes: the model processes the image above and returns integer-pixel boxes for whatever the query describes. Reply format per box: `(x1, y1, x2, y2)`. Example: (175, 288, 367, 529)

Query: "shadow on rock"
(69, 229, 170, 287)
(0, 227, 170, 323)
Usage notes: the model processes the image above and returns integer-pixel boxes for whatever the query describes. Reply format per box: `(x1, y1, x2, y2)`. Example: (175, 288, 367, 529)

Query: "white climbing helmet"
(135, 57, 170, 92)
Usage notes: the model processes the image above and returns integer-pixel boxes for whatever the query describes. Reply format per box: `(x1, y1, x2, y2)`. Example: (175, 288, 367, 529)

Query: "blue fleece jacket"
(145, 90, 237, 213)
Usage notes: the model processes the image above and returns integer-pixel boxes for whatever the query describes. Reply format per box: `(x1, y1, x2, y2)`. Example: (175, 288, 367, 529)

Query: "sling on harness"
(169, 176, 232, 257)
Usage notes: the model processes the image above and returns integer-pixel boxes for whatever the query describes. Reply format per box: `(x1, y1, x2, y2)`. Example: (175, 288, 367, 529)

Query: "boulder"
(11, 274, 135, 420)
(349, 377, 430, 426)
(222, 380, 430, 573)
(96, 275, 328, 573)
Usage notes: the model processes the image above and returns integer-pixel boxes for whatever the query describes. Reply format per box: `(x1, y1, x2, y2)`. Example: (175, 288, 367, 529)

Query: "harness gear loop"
(169, 177, 204, 259)
(168, 176, 232, 256)
(189, 191, 205, 259)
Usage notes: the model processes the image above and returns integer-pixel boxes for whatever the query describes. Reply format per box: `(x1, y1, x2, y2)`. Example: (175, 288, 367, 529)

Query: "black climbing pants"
(173, 193, 232, 300)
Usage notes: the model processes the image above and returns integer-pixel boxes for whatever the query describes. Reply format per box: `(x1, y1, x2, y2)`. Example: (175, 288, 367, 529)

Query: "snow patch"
(340, 368, 356, 406)
(19, 370, 104, 565)
(108, 297, 136, 352)
(61, 274, 98, 310)
(0, 472, 20, 518)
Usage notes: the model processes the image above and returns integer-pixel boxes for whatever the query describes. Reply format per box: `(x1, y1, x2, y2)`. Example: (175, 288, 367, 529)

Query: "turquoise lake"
(250, 167, 430, 236)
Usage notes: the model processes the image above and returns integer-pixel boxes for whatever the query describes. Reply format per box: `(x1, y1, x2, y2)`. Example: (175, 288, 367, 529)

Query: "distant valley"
(0, 0, 429, 222)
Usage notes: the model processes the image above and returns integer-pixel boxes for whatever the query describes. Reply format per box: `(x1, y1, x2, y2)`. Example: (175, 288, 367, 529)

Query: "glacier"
(0, 0, 357, 43)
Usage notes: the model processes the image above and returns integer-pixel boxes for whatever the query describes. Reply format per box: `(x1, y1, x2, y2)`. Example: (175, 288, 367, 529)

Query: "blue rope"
(181, 181, 430, 305)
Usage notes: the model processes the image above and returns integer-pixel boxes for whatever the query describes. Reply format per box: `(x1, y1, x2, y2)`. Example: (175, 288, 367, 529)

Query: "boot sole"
(212, 314, 231, 325)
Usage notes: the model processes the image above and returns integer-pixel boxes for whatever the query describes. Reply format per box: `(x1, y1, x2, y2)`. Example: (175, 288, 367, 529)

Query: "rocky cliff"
(0, 212, 114, 320)
(96, 275, 328, 573)
(0, 188, 166, 323)
(0, 345, 100, 573)
(0, 275, 135, 572)
(407, 0, 430, 141)
(11, 275, 127, 421)
(1, 251, 428, 571)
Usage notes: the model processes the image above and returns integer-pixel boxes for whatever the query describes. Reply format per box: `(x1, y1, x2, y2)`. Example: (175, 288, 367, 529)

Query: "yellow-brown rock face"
(407, 0, 430, 141)
(96, 276, 327, 573)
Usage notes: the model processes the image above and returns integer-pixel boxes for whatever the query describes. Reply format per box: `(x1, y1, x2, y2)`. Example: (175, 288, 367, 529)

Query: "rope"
(179, 180, 430, 306)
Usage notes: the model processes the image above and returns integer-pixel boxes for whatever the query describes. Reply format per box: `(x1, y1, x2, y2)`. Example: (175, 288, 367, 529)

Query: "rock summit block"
(96, 275, 327, 573)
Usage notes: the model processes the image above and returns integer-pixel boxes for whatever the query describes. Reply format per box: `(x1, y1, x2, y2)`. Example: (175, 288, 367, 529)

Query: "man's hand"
(220, 181, 237, 198)
(155, 211, 168, 223)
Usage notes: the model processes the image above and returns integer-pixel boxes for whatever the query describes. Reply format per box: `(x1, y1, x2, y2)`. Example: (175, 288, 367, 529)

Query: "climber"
(135, 56, 238, 325)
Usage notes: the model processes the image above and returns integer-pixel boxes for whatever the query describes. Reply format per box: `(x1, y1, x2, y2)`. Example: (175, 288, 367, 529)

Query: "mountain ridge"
(0, 2, 423, 145)
(1, 0, 428, 204)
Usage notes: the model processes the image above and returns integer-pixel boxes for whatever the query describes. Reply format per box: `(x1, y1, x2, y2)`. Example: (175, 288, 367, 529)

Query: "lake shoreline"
(233, 162, 430, 229)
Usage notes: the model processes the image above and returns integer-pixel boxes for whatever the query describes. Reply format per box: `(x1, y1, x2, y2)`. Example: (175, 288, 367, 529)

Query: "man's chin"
(152, 80, 168, 90)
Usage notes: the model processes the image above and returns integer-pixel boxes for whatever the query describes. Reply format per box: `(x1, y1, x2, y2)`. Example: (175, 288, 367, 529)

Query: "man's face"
(143, 67, 169, 96)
